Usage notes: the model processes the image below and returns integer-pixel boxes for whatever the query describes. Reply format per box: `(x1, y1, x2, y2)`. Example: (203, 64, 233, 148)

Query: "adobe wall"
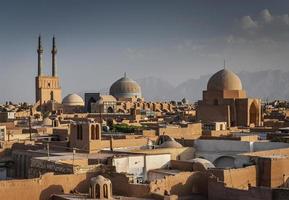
(149, 171, 209, 196)
(203, 130, 231, 137)
(208, 178, 272, 200)
(197, 104, 230, 125)
(235, 98, 249, 126)
(142, 129, 157, 137)
(223, 166, 257, 189)
(250, 157, 289, 188)
(0, 172, 95, 200)
(270, 158, 289, 187)
(209, 165, 257, 189)
(106, 173, 151, 198)
(158, 123, 202, 139)
(89, 137, 149, 152)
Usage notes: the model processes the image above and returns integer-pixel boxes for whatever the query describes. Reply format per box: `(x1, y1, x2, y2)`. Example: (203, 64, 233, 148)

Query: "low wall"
(0, 172, 95, 200)
(158, 123, 202, 139)
(208, 178, 272, 200)
(149, 171, 209, 196)
(106, 173, 150, 198)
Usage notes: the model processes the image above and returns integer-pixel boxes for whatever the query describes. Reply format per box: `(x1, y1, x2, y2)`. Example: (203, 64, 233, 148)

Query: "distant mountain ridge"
(137, 69, 289, 102)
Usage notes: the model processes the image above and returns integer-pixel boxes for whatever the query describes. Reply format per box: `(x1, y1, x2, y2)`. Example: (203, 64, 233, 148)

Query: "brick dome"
(207, 69, 242, 91)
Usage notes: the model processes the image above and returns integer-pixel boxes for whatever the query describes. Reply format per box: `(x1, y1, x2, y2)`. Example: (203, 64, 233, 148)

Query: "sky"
(0, 0, 289, 103)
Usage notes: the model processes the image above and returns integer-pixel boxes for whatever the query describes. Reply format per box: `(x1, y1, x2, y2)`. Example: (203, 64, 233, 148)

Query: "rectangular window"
(77, 125, 83, 140)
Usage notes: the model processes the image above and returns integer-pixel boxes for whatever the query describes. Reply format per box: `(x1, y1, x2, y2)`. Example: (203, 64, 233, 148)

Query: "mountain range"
(136, 69, 289, 102)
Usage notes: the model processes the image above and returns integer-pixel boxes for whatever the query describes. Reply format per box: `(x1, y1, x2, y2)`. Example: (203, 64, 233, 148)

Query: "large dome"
(109, 74, 141, 99)
(62, 94, 84, 106)
(207, 69, 242, 91)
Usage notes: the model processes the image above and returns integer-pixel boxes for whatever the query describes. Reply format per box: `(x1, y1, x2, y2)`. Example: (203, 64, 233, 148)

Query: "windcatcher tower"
(35, 35, 62, 106)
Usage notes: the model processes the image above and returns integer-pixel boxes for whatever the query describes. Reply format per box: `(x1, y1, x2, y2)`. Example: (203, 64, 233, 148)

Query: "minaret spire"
(51, 35, 57, 76)
(37, 34, 43, 76)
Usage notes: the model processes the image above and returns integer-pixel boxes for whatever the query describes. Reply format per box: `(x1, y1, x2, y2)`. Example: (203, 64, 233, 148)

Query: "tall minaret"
(37, 35, 43, 76)
(51, 36, 57, 76)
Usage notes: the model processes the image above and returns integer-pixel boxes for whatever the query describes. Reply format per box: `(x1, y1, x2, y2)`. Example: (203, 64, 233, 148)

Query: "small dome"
(159, 140, 183, 148)
(90, 175, 111, 185)
(109, 74, 141, 99)
(62, 94, 84, 106)
(187, 158, 215, 171)
(207, 69, 242, 91)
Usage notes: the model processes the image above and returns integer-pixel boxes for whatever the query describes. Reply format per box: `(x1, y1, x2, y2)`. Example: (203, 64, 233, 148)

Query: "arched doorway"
(88, 97, 96, 113)
(249, 101, 259, 126)
(107, 107, 114, 113)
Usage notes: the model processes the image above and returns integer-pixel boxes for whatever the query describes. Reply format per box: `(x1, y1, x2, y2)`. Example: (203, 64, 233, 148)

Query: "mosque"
(196, 68, 262, 127)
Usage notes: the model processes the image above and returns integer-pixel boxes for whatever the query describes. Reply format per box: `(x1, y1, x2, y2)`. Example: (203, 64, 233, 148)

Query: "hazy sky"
(0, 0, 289, 103)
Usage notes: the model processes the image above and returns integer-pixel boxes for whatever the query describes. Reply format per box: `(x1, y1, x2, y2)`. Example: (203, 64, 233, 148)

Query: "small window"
(91, 125, 95, 140)
(77, 125, 83, 140)
(95, 184, 100, 198)
(95, 125, 100, 140)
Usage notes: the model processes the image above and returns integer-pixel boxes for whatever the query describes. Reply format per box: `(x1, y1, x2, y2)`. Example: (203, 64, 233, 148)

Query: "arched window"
(91, 125, 95, 140)
(95, 184, 100, 198)
(95, 125, 100, 140)
(50, 91, 54, 101)
(107, 107, 114, 113)
(89, 184, 95, 198)
(87, 97, 96, 113)
(220, 124, 223, 130)
(77, 125, 83, 140)
(103, 184, 108, 198)
(249, 101, 259, 126)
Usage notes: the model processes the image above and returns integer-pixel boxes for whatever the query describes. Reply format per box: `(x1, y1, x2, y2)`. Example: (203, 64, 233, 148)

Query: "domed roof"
(187, 158, 215, 170)
(109, 74, 141, 99)
(159, 140, 183, 148)
(97, 95, 117, 103)
(207, 69, 242, 91)
(62, 94, 84, 106)
(90, 175, 111, 185)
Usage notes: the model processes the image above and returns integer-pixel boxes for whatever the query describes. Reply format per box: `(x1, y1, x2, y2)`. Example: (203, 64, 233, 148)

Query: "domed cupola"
(109, 73, 141, 99)
(62, 93, 84, 106)
(207, 69, 242, 91)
